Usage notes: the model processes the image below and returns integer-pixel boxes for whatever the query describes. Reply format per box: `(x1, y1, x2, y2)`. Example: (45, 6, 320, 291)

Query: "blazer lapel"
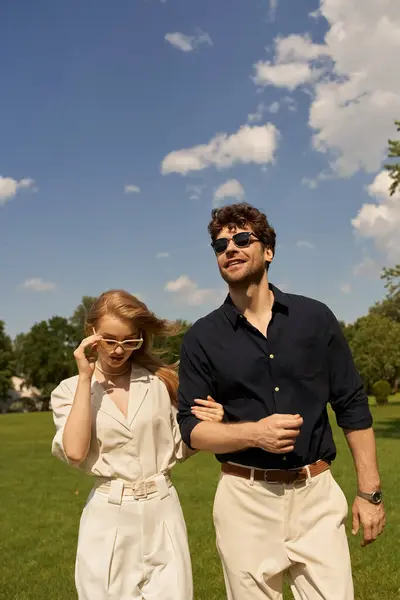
(91, 379, 131, 432)
(127, 365, 150, 427)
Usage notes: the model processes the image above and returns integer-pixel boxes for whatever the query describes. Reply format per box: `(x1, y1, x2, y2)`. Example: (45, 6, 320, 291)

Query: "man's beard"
(220, 263, 265, 288)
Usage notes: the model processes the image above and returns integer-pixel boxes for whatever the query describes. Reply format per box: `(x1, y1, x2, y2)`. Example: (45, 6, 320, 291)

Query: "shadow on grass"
(373, 418, 400, 439)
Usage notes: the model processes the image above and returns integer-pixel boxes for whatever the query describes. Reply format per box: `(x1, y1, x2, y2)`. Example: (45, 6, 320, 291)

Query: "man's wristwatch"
(357, 490, 383, 505)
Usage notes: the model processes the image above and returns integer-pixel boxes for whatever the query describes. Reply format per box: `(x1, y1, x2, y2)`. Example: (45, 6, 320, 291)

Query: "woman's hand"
(73, 334, 102, 379)
(191, 396, 224, 422)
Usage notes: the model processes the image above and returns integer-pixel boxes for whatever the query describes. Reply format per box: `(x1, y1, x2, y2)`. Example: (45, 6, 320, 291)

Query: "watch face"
(371, 491, 382, 504)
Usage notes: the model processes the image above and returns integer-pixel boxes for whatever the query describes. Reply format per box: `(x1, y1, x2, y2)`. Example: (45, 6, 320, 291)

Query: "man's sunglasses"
(211, 231, 259, 255)
(92, 328, 144, 352)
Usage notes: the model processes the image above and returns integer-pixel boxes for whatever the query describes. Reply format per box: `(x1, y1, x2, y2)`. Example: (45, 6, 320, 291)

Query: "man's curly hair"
(208, 203, 276, 261)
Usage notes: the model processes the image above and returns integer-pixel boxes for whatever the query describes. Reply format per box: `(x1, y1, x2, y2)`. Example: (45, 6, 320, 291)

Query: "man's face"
(213, 225, 273, 286)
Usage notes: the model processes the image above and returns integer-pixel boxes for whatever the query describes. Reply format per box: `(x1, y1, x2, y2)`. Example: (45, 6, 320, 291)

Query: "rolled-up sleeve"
(50, 380, 76, 465)
(177, 332, 216, 449)
(326, 308, 373, 430)
(170, 405, 198, 462)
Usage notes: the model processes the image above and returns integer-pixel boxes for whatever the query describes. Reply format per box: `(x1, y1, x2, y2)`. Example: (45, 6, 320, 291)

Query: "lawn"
(0, 402, 399, 600)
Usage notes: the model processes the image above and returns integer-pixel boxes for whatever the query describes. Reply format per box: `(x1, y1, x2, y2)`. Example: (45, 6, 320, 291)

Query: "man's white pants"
(213, 469, 354, 600)
(75, 482, 193, 600)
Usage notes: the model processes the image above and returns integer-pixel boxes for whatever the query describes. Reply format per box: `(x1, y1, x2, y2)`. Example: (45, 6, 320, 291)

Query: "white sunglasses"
(92, 328, 143, 352)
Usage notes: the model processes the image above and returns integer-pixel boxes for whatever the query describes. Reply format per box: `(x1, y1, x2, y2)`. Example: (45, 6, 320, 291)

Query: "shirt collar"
(222, 283, 289, 328)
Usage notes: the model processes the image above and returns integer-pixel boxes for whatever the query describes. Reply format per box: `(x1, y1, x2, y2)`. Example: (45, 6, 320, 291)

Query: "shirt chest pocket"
(284, 337, 326, 380)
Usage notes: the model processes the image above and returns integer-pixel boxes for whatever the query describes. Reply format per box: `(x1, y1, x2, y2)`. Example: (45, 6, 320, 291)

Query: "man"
(177, 202, 385, 600)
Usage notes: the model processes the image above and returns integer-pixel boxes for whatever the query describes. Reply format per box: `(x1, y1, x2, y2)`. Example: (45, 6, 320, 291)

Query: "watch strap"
(357, 490, 382, 504)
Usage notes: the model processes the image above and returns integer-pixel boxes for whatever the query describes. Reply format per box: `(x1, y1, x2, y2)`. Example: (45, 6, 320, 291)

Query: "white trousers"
(213, 469, 354, 600)
(75, 480, 193, 600)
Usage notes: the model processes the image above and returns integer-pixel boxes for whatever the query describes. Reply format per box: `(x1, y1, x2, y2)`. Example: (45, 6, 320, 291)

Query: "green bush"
(371, 380, 392, 405)
(8, 400, 25, 413)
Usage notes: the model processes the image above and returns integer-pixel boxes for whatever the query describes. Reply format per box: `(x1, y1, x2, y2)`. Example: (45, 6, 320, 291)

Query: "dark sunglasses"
(211, 231, 259, 254)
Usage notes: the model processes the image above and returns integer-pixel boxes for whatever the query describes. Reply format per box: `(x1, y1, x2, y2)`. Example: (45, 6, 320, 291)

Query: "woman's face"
(94, 315, 143, 369)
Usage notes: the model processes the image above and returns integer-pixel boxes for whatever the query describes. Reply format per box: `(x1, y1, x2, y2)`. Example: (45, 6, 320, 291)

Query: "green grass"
(0, 404, 399, 600)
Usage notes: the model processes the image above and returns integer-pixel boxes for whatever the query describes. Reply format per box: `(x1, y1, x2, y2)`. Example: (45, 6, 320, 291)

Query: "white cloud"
(253, 61, 315, 91)
(21, 278, 56, 292)
(366, 170, 398, 202)
(156, 252, 170, 259)
(248, 98, 296, 120)
(257, 2, 400, 177)
(124, 184, 140, 194)
(309, 8, 322, 20)
(247, 102, 266, 123)
(275, 34, 329, 64)
(18, 178, 36, 189)
(250, 97, 296, 118)
(310, 0, 400, 176)
(165, 275, 223, 306)
(301, 176, 318, 190)
(253, 34, 330, 90)
(0, 176, 36, 206)
(161, 123, 279, 175)
(352, 170, 400, 261)
(214, 179, 245, 207)
(301, 170, 332, 189)
(187, 184, 205, 200)
(340, 283, 352, 294)
(0, 178, 18, 203)
(296, 240, 315, 249)
(267, 101, 280, 114)
(165, 30, 212, 53)
(282, 96, 297, 112)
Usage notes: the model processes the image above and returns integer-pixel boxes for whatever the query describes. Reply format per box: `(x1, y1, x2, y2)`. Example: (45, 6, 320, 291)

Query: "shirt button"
(282, 456, 287, 461)
(269, 354, 274, 359)
(274, 386, 280, 392)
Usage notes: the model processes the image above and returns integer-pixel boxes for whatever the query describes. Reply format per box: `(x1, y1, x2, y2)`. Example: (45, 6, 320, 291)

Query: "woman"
(51, 290, 223, 600)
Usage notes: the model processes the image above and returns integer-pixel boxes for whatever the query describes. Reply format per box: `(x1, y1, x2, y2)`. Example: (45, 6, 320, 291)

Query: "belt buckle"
(263, 469, 276, 483)
(134, 481, 148, 499)
(263, 469, 302, 484)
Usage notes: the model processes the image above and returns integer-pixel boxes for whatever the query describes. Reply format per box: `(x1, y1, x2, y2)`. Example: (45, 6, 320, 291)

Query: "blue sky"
(1, 0, 399, 338)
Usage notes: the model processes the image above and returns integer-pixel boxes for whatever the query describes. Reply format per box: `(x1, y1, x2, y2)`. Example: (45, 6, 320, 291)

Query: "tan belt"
(221, 460, 330, 484)
(94, 473, 172, 499)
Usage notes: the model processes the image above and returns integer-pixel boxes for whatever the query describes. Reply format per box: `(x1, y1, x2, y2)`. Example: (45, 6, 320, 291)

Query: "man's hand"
(252, 414, 303, 453)
(351, 496, 386, 546)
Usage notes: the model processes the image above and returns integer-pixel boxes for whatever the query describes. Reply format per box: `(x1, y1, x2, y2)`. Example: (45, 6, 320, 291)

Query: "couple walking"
(51, 202, 385, 600)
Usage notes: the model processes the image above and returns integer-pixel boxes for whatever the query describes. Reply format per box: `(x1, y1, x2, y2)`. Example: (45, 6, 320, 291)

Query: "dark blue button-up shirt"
(177, 284, 372, 469)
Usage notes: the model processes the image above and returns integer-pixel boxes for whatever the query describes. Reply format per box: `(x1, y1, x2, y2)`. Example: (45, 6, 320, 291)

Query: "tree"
(372, 121, 400, 319)
(0, 321, 14, 401)
(371, 381, 392, 406)
(368, 265, 400, 323)
(346, 313, 400, 392)
(14, 317, 77, 407)
(370, 295, 400, 324)
(153, 320, 192, 364)
(70, 296, 98, 345)
(384, 119, 400, 196)
(381, 265, 400, 297)
(13, 333, 27, 377)
(340, 320, 356, 345)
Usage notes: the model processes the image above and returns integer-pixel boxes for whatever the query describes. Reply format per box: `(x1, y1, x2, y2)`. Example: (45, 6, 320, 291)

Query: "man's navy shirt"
(177, 284, 372, 469)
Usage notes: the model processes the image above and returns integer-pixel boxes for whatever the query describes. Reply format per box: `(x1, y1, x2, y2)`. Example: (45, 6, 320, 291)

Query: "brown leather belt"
(221, 460, 330, 484)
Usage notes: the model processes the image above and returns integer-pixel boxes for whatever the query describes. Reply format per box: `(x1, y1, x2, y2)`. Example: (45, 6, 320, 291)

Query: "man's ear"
(264, 246, 274, 264)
